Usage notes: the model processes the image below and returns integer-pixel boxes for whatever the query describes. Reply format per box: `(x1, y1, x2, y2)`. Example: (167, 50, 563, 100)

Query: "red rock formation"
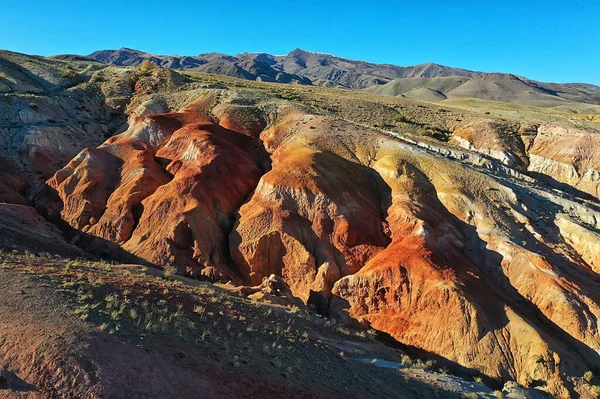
(230, 112, 600, 397)
(230, 145, 390, 302)
(44, 98, 269, 280)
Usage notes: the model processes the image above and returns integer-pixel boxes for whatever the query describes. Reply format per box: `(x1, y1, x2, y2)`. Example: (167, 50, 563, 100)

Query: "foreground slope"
(3, 249, 481, 398)
(25, 62, 600, 398)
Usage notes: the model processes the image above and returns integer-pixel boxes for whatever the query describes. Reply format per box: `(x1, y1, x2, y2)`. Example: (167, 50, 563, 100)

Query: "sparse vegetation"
(413, 359, 436, 371)
(91, 74, 105, 82)
(400, 354, 413, 366)
(60, 66, 78, 78)
(0, 248, 506, 397)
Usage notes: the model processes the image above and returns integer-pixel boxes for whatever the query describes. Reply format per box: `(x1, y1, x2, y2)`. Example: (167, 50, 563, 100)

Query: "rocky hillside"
(0, 50, 134, 204)
(3, 52, 600, 398)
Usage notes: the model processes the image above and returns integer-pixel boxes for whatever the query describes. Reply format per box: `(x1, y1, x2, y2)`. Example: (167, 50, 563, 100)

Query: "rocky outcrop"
(449, 120, 527, 169)
(0, 53, 136, 205)
(526, 124, 600, 200)
(555, 214, 600, 271)
(43, 98, 270, 280)
(448, 121, 600, 202)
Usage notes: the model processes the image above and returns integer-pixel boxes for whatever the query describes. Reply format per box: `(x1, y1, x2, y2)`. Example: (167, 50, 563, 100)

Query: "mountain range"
(84, 47, 600, 106)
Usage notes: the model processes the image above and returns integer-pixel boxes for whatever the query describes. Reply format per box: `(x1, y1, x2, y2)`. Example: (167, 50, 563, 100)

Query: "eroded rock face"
(527, 124, 600, 200)
(450, 120, 528, 170)
(40, 97, 600, 398)
(43, 98, 269, 280)
(447, 121, 600, 203)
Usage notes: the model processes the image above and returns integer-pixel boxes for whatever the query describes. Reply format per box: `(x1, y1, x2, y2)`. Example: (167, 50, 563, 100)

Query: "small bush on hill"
(584, 370, 595, 383)
(395, 114, 409, 123)
(140, 60, 156, 72)
(163, 266, 177, 279)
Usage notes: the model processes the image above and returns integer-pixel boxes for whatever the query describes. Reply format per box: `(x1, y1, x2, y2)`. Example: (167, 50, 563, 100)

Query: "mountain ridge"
(84, 47, 600, 106)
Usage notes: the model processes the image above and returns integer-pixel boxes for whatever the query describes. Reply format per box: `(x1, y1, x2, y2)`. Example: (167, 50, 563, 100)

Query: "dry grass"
(0, 249, 383, 377)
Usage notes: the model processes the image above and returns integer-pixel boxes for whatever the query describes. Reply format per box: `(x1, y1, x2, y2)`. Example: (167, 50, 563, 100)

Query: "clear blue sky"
(2, 0, 599, 84)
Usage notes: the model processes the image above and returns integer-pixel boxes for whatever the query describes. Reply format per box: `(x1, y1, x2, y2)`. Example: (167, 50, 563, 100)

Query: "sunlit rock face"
(526, 124, 600, 200)
(44, 98, 269, 280)
(42, 95, 600, 398)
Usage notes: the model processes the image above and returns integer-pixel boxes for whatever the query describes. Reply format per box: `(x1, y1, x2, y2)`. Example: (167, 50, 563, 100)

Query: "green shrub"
(61, 68, 77, 78)
(400, 354, 413, 366)
(163, 266, 177, 279)
(395, 114, 408, 123)
(414, 359, 435, 370)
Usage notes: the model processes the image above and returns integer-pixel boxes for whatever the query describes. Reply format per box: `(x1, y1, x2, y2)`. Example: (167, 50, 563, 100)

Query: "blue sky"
(2, 0, 599, 84)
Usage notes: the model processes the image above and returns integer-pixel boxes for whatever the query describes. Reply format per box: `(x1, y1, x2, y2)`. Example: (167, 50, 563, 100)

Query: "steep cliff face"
(37, 91, 600, 398)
